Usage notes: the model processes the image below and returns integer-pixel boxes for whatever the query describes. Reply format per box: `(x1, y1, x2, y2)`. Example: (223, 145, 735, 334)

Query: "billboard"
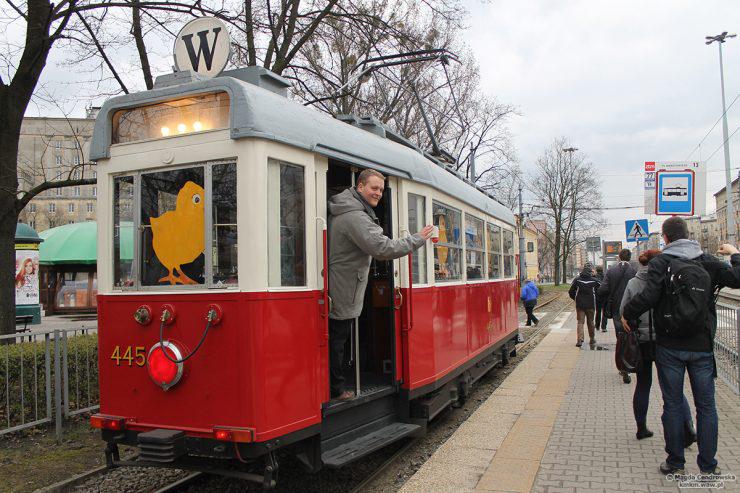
(603, 241, 623, 257)
(15, 249, 40, 306)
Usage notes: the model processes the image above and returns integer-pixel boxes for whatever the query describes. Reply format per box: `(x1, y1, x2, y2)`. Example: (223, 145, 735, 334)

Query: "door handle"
(394, 287, 403, 310)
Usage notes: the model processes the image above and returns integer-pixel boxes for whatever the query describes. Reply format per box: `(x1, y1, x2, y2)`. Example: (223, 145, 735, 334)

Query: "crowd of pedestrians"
(522, 216, 739, 477)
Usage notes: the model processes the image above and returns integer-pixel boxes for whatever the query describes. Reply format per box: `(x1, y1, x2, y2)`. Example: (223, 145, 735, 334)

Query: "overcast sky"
(464, 0, 740, 246)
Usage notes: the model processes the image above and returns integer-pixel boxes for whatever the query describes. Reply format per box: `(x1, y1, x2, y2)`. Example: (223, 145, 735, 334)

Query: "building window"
(92, 171, 97, 179)
(487, 223, 502, 279)
(268, 160, 305, 287)
(408, 193, 427, 284)
(54, 140, 62, 149)
(74, 186, 80, 196)
(48, 203, 56, 213)
(465, 214, 485, 280)
(433, 201, 462, 281)
(73, 155, 80, 165)
(68, 203, 75, 213)
(29, 220, 35, 229)
(87, 202, 94, 213)
(55, 187, 63, 197)
(29, 203, 37, 213)
(503, 229, 515, 277)
(55, 155, 62, 165)
(92, 187, 97, 197)
(72, 170, 80, 180)
(49, 219, 56, 228)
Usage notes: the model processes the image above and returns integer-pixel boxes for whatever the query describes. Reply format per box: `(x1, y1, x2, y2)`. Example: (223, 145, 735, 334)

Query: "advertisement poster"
(15, 249, 40, 306)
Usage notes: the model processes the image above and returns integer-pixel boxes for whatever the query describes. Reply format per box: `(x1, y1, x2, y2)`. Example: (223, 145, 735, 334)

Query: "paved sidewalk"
(400, 310, 740, 493)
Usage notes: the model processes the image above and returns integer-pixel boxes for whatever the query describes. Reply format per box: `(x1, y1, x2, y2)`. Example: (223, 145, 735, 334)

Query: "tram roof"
(90, 68, 515, 225)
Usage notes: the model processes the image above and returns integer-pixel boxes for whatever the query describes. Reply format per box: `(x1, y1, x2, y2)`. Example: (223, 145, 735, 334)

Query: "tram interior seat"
(327, 162, 396, 398)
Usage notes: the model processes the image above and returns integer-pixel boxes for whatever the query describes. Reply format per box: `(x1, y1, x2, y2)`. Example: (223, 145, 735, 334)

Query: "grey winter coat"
(328, 188, 425, 320)
(619, 266, 654, 343)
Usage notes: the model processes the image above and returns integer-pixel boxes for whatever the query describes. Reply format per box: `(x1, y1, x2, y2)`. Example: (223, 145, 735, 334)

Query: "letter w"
(182, 28, 222, 72)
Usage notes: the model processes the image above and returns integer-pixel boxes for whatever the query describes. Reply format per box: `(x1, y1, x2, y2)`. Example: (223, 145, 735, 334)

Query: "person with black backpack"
(622, 217, 740, 476)
(598, 249, 637, 383)
(568, 262, 600, 349)
(620, 248, 696, 444)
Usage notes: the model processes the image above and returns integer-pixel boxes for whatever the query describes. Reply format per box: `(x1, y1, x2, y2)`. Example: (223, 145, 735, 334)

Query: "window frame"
(464, 213, 486, 282)
(486, 222, 503, 280)
(502, 228, 516, 278)
(113, 159, 238, 292)
(432, 199, 464, 283)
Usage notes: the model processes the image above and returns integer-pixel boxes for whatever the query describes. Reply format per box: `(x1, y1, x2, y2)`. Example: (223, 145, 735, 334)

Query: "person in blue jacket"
(520, 277, 539, 326)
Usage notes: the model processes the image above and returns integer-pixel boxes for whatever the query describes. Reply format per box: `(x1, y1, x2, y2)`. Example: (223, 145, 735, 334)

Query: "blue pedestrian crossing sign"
(656, 170, 694, 215)
(625, 219, 649, 242)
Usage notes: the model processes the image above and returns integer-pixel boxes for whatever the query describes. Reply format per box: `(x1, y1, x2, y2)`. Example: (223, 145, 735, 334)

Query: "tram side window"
(503, 229, 515, 277)
(487, 223, 502, 279)
(433, 201, 462, 281)
(113, 176, 134, 287)
(465, 214, 485, 280)
(268, 160, 306, 287)
(408, 193, 427, 284)
(140, 167, 205, 286)
(212, 163, 238, 286)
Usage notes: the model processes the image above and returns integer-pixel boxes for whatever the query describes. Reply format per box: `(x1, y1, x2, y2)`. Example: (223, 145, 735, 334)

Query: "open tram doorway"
(326, 161, 398, 406)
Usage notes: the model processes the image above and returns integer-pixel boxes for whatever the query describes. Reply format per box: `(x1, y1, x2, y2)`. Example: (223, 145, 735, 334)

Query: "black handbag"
(616, 329, 642, 373)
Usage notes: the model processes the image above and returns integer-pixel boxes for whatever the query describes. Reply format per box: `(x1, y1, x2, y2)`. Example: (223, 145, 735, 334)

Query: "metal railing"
(0, 328, 99, 441)
(715, 302, 740, 394)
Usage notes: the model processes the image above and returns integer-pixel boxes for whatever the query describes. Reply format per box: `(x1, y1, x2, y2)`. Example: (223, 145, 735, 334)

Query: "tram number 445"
(110, 346, 146, 366)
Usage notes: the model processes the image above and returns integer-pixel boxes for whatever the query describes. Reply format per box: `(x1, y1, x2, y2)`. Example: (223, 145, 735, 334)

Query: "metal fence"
(0, 328, 99, 441)
(715, 302, 740, 394)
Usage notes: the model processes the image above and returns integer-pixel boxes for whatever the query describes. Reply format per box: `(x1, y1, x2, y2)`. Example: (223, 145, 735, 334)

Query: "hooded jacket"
(620, 265, 654, 343)
(568, 270, 600, 310)
(597, 261, 637, 316)
(328, 188, 425, 320)
(622, 239, 740, 352)
(520, 281, 539, 306)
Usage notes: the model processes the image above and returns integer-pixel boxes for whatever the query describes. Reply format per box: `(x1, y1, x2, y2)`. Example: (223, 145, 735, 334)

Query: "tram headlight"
(147, 341, 184, 391)
(177, 123, 187, 134)
(192, 121, 203, 132)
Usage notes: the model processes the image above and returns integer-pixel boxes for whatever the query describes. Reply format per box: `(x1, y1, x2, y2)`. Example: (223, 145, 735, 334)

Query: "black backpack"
(656, 257, 712, 338)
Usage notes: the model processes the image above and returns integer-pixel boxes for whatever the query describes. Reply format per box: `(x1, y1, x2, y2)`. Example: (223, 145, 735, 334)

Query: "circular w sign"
(173, 17, 231, 78)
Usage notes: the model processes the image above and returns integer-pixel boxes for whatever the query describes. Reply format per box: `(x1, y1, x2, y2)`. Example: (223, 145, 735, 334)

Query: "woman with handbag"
(620, 249, 697, 443)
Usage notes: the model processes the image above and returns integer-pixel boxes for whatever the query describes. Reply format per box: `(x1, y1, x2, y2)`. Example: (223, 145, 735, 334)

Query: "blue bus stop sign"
(656, 170, 694, 215)
(625, 219, 649, 242)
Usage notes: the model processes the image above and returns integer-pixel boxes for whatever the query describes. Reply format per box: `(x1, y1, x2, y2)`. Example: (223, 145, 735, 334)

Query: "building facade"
(17, 114, 98, 232)
(685, 215, 720, 255)
(713, 176, 740, 243)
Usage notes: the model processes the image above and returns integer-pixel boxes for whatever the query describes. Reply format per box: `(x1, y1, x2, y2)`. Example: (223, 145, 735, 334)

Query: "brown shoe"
(334, 390, 355, 401)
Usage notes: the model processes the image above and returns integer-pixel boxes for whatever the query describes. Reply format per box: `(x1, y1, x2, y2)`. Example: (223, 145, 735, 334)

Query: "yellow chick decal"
(150, 181, 205, 285)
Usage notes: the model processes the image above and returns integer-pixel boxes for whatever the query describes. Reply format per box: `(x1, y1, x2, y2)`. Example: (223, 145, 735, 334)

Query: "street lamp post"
(706, 32, 736, 243)
(563, 147, 578, 280)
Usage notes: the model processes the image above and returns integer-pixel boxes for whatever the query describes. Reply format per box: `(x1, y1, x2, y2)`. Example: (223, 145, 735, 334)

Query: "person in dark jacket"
(599, 249, 637, 383)
(568, 263, 600, 349)
(622, 217, 740, 476)
(520, 278, 539, 326)
(620, 249, 696, 443)
(594, 266, 609, 333)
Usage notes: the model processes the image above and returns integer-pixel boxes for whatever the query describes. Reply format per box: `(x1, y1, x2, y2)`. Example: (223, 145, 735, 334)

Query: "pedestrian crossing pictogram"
(625, 219, 649, 242)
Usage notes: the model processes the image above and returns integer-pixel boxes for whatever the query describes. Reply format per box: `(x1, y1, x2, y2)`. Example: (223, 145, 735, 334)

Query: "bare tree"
(528, 138, 603, 285)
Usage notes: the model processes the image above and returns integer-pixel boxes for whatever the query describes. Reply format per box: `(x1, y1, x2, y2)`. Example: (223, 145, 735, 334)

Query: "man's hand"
(621, 316, 632, 332)
(718, 244, 739, 256)
(418, 225, 434, 240)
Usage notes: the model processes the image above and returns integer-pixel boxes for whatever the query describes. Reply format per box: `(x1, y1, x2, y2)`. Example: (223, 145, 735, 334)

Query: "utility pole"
(707, 32, 736, 243)
(518, 182, 527, 281)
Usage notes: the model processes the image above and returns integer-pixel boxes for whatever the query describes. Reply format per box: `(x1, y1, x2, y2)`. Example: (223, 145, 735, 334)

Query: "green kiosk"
(15, 223, 43, 326)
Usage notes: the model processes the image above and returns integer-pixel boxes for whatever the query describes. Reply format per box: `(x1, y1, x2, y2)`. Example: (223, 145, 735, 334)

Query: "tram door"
(326, 163, 398, 398)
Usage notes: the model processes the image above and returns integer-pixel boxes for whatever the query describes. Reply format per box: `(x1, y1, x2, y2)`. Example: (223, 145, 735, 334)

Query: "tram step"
(321, 422, 420, 468)
(137, 428, 186, 463)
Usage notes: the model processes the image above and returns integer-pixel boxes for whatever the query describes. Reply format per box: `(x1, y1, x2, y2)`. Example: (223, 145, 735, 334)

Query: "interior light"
(160, 126, 171, 137)
(177, 123, 187, 134)
(192, 121, 203, 132)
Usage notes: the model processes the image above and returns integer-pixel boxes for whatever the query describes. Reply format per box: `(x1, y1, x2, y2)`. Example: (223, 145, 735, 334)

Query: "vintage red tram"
(89, 66, 520, 486)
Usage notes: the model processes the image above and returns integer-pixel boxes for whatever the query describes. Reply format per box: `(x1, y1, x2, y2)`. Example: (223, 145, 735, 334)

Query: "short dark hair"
(618, 249, 631, 261)
(662, 216, 688, 243)
(357, 169, 385, 186)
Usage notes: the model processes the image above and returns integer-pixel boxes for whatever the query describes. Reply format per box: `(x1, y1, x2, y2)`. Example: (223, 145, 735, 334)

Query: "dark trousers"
(633, 342, 694, 432)
(329, 318, 353, 397)
(656, 346, 717, 471)
(594, 305, 608, 330)
(524, 304, 538, 326)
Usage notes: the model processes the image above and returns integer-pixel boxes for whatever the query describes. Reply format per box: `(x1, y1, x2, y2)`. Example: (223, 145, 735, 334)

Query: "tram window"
(140, 167, 205, 286)
(433, 201, 462, 281)
(212, 163, 238, 286)
(268, 160, 306, 287)
(487, 223, 502, 279)
(465, 214, 485, 280)
(407, 194, 427, 284)
(113, 176, 134, 288)
(503, 229, 515, 277)
(112, 92, 230, 144)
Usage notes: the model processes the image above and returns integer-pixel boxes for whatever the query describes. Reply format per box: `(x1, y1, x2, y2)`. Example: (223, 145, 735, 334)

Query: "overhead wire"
(685, 92, 740, 160)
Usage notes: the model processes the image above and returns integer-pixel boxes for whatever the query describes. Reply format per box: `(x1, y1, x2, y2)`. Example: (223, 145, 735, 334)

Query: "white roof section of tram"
(90, 68, 515, 226)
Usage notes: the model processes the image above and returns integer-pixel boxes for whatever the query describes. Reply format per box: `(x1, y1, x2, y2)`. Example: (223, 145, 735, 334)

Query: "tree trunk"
(553, 228, 561, 286)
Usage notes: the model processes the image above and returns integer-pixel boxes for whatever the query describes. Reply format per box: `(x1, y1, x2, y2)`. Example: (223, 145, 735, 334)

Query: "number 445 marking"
(111, 346, 146, 366)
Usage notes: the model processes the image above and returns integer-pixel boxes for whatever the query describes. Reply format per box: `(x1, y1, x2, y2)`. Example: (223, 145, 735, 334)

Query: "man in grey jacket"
(328, 169, 433, 400)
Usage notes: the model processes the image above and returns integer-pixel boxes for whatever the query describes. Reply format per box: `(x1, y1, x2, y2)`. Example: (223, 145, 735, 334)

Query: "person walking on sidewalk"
(620, 249, 696, 443)
(598, 249, 637, 383)
(521, 277, 539, 326)
(594, 265, 609, 333)
(568, 263, 600, 349)
(622, 217, 740, 476)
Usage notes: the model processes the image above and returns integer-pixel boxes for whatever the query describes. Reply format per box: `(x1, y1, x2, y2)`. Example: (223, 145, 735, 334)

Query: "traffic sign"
(656, 170, 694, 215)
(644, 161, 705, 215)
(625, 219, 649, 242)
(585, 236, 601, 252)
(173, 17, 231, 78)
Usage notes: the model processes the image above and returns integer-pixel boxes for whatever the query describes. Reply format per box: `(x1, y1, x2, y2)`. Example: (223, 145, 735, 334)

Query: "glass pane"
(408, 193, 427, 284)
(268, 161, 305, 286)
(433, 201, 462, 281)
(55, 272, 89, 308)
(465, 214, 484, 250)
(487, 223, 502, 279)
(113, 176, 134, 288)
(503, 229, 515, 277)
(488, 253, 502, 279)
(212, 163, 238, 286)
(140, 167, 205, 286)
(112, 92, 230, 144)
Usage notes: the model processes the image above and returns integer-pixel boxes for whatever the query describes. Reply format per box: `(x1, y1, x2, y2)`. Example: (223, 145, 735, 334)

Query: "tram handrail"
(316, 217, 329, 346)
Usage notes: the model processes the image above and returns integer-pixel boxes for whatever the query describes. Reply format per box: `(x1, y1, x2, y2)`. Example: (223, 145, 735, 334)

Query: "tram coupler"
(262, 452, 278, 490)
(105, 441, 121, 468)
